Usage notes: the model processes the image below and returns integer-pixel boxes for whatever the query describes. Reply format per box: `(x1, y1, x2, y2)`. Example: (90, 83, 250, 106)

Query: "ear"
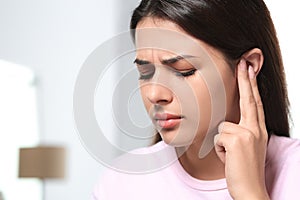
(242, 48, 264, 75)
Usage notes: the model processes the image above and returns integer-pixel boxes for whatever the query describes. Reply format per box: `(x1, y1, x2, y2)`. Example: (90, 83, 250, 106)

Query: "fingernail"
(239, 59, 247, 71)
(248, 65, 255, 79)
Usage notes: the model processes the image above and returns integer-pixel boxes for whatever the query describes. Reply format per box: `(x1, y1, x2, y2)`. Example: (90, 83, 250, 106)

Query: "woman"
(93, 0, 300, 199)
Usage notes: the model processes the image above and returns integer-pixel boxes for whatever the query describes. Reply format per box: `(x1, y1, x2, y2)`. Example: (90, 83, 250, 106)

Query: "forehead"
(135, 18, 220, 63)
(136, 17, 182, 32)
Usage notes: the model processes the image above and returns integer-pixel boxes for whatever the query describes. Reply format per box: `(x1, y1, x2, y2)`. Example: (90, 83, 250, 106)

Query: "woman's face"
(135, 18, 240, 150)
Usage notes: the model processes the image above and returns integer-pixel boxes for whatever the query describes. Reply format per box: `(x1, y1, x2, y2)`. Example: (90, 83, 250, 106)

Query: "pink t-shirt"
(92, 135, 300, 200)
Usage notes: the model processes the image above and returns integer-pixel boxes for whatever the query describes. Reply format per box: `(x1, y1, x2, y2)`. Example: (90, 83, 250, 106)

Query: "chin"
(160, 133, 194, 147)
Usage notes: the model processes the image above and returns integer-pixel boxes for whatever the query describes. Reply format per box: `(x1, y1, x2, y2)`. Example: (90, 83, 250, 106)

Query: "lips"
(153, 113, 183, 129)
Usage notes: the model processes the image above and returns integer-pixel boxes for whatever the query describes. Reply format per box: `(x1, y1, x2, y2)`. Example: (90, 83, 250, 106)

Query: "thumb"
(214, 134, 226, 164)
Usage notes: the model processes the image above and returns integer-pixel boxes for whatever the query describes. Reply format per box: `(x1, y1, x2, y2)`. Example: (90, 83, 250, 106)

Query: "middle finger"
(237, 59, 258, 126)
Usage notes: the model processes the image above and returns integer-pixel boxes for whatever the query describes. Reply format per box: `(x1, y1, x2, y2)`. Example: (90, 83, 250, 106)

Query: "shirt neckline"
(166, 145, 227, 191)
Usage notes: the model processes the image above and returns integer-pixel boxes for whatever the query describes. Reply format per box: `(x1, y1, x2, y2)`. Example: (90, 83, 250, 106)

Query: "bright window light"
(0, 60, 41, 200)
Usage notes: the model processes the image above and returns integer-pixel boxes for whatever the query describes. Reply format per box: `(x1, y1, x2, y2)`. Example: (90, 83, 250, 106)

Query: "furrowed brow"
(161, 55, 195, 65)
(134, 55, 196, 65)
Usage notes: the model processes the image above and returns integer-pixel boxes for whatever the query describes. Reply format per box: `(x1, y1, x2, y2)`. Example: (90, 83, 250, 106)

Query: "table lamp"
(18, 146, 66, 200)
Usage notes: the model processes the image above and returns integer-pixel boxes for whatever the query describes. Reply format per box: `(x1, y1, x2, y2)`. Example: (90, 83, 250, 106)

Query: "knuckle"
(230, 133, 247, 147)
(218, 122, 225, 133)
(240, 95, 256, 109)
(236, 129, 255, 144)
(238, 69, 247, 78)
(252, 126, 261, 135)
(230, 135, 240, 147)
(240, 94, 264, 108)
(259, 130, 268, 143)
(218, 121, 232, 133)
(244, 131, 255, 143)
(256, 99, 263, 106)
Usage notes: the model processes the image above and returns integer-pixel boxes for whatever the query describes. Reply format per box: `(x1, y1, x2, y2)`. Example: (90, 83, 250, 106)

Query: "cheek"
(139, 83, 151, 112)
(220, 68, 240, 122)
(225, 78, 239, 121)
(225, 78, 238, 104)
(190, 76, 212, 133)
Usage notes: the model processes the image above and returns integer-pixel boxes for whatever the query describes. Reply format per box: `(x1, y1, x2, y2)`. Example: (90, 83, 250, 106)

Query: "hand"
(214, 59, 270, 200)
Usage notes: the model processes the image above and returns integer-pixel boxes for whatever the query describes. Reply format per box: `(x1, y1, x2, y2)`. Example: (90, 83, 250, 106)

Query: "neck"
(176, 141, 225, 180)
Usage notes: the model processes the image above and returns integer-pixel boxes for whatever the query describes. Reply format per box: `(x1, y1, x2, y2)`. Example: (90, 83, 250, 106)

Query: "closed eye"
(138, 68, 197, 80)
(174, 69, 197, 77)
(137, 64, 155, 80)
(139, 73, 154, 80)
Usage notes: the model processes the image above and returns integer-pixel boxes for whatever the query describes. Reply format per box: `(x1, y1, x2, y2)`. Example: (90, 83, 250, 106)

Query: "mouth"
(153, 113, 184, 129)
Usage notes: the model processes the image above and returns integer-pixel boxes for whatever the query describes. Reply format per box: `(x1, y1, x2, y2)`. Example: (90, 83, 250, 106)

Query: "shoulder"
(92, 141, 176, 199)
(95, 140, 174, 179)
(265, 135, 300, 199)
(102, 141, 169, 175)
(266, 134, 300, 166)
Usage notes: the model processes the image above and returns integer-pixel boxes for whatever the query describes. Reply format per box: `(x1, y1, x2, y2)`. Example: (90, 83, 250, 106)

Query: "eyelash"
(175, 69, 197, 77)
(138, 69, 197, 80)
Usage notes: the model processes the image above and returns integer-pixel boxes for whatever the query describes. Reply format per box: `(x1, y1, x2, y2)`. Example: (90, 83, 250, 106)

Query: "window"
(0, 60, 41, 200)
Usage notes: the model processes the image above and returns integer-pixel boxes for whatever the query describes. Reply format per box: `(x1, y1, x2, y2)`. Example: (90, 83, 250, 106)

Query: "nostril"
(144, 83, 173, 105)
(148, 96, 172, 105)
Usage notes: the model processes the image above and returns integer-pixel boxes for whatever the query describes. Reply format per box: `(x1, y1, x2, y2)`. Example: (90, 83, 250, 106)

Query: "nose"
(146, 82, 173, 105)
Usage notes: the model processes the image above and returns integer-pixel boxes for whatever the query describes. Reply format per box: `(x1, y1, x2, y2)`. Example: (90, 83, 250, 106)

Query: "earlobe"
(241, 48, 264, 75)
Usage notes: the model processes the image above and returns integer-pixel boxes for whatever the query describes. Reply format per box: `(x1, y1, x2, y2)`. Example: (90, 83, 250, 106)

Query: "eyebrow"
(133, 55, 195, 65)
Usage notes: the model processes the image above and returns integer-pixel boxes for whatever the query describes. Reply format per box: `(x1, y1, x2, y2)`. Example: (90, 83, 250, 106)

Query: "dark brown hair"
(130, 0, 290, 142)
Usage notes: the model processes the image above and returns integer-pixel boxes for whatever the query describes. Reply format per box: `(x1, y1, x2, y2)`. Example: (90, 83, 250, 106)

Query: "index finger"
(237, 59, 258, 126)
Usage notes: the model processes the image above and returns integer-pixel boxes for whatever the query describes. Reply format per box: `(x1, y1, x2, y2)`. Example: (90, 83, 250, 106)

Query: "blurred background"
(0, 0, 299, 200)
